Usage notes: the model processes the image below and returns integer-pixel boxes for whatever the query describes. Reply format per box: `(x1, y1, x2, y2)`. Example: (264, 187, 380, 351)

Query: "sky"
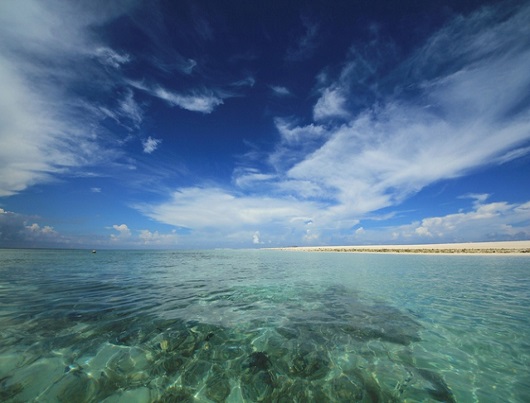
(1, 0, 530, 249)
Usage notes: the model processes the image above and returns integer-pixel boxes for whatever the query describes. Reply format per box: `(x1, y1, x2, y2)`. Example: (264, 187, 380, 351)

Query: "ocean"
(0, 248, 529, 402)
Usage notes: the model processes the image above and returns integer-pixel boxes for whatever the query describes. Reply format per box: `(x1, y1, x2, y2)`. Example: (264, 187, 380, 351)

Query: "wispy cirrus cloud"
(154, 87, 224, 113)
(0, 0, 140, 196)
(0, 1, 233, 198)
(286, 16, 320, 61)
(278, 2, 530, 216)
(118, 89, 143, 128)
(94, 47, 131, 69)
(130, 81, 225, 114)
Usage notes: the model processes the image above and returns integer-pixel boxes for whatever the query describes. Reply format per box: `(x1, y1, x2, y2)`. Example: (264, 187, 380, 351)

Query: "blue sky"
(1, 0, 530, 249)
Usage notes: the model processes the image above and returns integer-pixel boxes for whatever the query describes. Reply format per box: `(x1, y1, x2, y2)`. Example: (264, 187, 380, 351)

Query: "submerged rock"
(154, 386, 194, 403)
(246, 351, 271, 372)
(330, 373, 364, 401)
(0, 378, 23, 401)
(181, 359, 212, 388)
(288, 350, 330, 380)
(416, 368, 456, 403)
(50, 371, 98, 402)
(276, 326, 299, 340)
(157, 355, 184, 376)
(205, 365, 231, 402)
(241, 369, 275, 402)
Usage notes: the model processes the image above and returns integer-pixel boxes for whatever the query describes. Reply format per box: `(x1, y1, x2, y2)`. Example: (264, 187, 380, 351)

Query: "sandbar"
(267, 240, 530, 255)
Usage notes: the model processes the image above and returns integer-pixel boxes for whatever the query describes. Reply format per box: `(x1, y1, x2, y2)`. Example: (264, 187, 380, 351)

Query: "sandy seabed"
(267, 240, 530, 255)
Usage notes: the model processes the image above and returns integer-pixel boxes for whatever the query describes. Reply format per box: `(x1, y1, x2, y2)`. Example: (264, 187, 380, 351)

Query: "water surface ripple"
(0, 249, 529, 402)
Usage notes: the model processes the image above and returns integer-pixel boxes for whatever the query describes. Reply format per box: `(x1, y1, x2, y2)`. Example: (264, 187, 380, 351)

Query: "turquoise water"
(0, 249, 529, 402)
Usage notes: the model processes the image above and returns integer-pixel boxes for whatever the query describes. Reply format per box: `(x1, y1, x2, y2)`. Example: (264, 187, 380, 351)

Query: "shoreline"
(266, 240, 530, 255)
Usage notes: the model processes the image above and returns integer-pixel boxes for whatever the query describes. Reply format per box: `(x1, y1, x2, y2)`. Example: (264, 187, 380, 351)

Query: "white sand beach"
(269, 240, 530, 254)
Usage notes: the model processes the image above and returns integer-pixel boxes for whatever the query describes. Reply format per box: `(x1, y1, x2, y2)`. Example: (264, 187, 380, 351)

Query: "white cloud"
(0, 0, 136, 196)
(107, 225, 179, 247)
(404, 199, 530, 242)
(232, 76, 256, 88)
(270, 86, 292, 97)
(181, 58, 197, 74)
(27, 223, 57, 235)
(136, 187, 325, 246)
(325, 197, 530, 245)
(153, 86, 224, 113)
(233, 168, 275, 189)
(138, 229, 178, 246)
(278, 3, 530, 221)
(267, 119, 328, 175)
(142, 136, 162, 154)
(111, 224, 131, 240)
(252, 231, 262, 244)
(130, 81, 225, 114)
(139, 187, 321, 229)
(138, 3, 530, 246)
(313, 87, 350, 121)
(91, 187, 102, 193)
(0, 208, 63, 247)
(119, 90, 143, 128)
(494, 146, 530, 165)
(274, 118, 326, 145)
(94, 47, 131, 68)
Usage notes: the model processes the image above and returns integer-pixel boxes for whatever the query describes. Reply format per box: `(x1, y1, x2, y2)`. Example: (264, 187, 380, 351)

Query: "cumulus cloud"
(111, 224, 131, 240)
(138, 229, 178, 246)
(107, 224, 179, 247)
(142, 136, 162, 154)
(0, 208, 62, 247)
(318, 197, 530, 245)
(252, 231, 262, 244)
(402, 198, 530, 243)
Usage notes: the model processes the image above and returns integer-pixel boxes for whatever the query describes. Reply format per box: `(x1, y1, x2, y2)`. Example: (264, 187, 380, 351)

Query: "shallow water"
(0, 249, 529, 402)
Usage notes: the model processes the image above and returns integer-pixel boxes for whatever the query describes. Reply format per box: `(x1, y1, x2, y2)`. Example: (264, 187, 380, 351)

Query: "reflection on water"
(0, 249, 529, 402)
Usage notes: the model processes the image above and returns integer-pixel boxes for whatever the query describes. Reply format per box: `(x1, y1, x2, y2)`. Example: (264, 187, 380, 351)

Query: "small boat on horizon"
(92, 249, 96, 254)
